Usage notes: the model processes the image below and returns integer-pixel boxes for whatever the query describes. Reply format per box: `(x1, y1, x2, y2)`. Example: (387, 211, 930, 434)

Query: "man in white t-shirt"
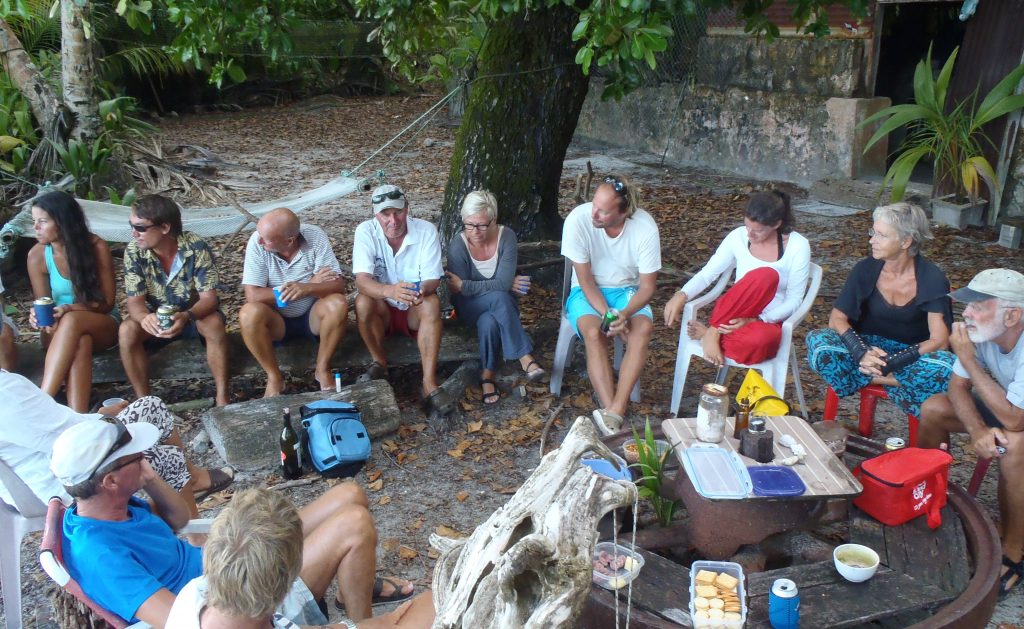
(0, 275, 15, 371)
(918, 268, 1024, 598)
(351, 185, 450, 414)
(561, 175, 661, 435)
(240, 207, 347, 396)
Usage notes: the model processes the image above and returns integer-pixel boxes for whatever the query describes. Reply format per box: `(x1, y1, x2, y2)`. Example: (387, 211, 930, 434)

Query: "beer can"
(33, 297, 55, 327)
(156, 305, 177, 330)
(600, 309, 619, 333)
(884, 437, 906, 451)
(768, 578, 799, 629)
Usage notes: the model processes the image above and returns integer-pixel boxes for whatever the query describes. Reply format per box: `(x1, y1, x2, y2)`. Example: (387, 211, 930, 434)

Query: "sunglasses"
(372, 189, 405, 204)
(129, 221, 160, 233)
(106, 454, 144, 474)
(604, 176, 627, 197)
(89, 419, 133, 479)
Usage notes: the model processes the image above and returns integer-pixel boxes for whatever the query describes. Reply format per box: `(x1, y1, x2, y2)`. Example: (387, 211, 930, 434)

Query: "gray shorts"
(1, 313, 18, 336)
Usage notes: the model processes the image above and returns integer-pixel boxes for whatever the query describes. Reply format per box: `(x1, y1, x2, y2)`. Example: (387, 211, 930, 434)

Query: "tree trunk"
(61, 0, 100, 143)
(439, 5, 590, 244)
(0, 18, 65, 137)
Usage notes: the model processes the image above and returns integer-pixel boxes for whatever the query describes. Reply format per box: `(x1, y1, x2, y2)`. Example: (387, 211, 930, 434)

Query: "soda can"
(885, 437, 906, 451)
(34, 297, 55, 327)
(768, 578, 799, 629)
(156, 305, 177, 330)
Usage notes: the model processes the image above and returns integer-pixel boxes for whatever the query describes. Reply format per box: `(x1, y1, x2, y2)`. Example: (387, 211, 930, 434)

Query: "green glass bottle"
(280, 406, 302, 480)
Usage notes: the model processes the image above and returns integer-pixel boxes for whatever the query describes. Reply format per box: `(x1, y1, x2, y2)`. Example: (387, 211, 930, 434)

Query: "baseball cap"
(50, 418, 159, 486)
(950, 268, 1024, 303)
(371, 184, 406, 214)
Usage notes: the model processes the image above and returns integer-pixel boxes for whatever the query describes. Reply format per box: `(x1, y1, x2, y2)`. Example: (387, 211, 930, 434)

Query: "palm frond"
(99, 46, 188, 81)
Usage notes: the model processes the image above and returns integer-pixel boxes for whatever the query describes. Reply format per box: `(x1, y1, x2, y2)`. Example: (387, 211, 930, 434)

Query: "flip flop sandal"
(481, 379, 500, 405)
(999, 555, 1023, 600)
(194, 467, 234, 501)
(524, 361, 547, 383)
(356, 361, 388, 384)
(423, 387, 455, 415)
(335, 576, 415, 611)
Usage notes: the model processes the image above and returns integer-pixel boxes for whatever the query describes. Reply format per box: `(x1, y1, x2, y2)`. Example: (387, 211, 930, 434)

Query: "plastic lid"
(748, 465, 806, 497)
(680, 445, 752, 499)
(582, 455, 632, 482)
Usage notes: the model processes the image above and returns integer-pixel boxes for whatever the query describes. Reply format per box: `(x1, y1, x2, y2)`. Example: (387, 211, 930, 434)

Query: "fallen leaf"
(382, 538, 400, 552)
(378, 495, 392, 505)
(367, 470, 382, 483)
(399, 546, 418, 560)
(427, 548, 440, 559)
(467, 419, 483, 433)
(367, 479, 384, 491)
(435, 524, 468, 538)
(455, 491, 469, 502)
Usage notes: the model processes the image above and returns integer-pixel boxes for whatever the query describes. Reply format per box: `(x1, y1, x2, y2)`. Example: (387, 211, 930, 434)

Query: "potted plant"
(860, 45, 1024, 228)
(630, 419, 680, 527)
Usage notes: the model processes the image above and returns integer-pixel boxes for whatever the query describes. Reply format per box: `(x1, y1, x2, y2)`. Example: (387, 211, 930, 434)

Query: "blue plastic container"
(748, 465, 806, 497)
(582, 454, 632, 482)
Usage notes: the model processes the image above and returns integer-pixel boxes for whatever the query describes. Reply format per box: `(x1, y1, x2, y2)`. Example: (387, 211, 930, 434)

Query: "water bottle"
(769, 578, 799, 629)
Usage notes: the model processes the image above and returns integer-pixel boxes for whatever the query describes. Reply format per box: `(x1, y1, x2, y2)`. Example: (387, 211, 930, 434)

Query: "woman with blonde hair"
(445, 190, 544, 404)
(805, 202, 955, 418)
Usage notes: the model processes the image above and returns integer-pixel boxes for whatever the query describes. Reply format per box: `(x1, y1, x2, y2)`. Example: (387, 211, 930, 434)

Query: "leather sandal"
(524, 360, 547, 383)
(357, 361, 388, 383)
(194, 467, 235, 501)
(423, 387, 454, 416)
(999, 555, 1023, 600)
(481, 379, 500, 405)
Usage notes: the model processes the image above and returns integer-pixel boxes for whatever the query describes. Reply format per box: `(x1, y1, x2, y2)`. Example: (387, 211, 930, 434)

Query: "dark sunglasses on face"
(604, 176, 627, 196)
(107, 454, 144, 474)
(372, 190, 405, 203)
(89, 419, 133, 479)
(129, 221, 160, 233)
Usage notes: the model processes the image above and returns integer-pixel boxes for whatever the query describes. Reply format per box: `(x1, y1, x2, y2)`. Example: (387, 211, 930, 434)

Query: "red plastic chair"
(824, 385, 993, 497)
(38, 497, 134, 628)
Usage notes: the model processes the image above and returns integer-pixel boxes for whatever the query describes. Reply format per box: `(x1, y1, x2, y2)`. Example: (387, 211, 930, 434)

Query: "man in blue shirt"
(51, 419, 413, 627)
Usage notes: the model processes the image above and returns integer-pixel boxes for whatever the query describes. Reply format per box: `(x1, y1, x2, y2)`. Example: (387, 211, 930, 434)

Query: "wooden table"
(661, 415, 862, 558)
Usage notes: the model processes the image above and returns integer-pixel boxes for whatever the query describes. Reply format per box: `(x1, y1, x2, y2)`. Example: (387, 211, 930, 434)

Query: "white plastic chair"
(669, 262, 822, 419)
(0, 459, 48, 629)
(39, 496, 211, 629)
(549, 258, 641, 403)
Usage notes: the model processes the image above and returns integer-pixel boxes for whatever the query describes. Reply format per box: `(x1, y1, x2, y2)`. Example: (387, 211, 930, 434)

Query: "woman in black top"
(805, 202, 955, 418)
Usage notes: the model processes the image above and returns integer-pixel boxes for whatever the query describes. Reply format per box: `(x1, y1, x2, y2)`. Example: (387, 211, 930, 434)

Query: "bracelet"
(186, 310, 196, 322)
(339, 620, 357, 629)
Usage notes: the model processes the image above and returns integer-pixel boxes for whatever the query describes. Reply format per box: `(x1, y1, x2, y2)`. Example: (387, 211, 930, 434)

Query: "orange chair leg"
(967, 458, 992, 497)
(908, 415, 919, 447)
(858, 390, 882, 438)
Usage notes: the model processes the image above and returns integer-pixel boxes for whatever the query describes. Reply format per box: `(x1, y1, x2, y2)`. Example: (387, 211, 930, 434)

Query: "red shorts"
(386, 305, 418, 339)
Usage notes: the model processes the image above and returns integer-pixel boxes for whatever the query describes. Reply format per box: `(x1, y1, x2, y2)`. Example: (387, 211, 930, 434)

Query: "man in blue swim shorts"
(561, 174, 661, 435)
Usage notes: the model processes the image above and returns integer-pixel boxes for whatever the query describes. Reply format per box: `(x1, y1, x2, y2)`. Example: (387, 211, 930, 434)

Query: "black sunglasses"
(106, 454, 144, 474)
(89, 419, 133, 479)
(372, 190, 405, 203)
(604, 176, 627, 196)
(129, 221, 160, 233)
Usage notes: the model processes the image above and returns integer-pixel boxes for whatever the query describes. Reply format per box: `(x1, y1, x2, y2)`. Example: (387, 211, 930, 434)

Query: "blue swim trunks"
(565, 286, 653, 336)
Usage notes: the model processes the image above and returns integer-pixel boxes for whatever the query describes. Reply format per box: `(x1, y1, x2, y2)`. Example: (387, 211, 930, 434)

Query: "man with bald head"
(240, 208, 347, 395)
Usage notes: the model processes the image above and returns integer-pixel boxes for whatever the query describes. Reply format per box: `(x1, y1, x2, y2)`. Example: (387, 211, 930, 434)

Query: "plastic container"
(680, 445, 752, 499)
(621, 438, 672, 465)
(689, 560, 746, 629)
(748, 465, 806, 497)
(581, 453, 632, 482)
(592, 541, 645, 590)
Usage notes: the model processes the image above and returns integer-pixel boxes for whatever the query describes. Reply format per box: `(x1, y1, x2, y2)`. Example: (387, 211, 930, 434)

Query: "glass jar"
(696, 383, 728, 443)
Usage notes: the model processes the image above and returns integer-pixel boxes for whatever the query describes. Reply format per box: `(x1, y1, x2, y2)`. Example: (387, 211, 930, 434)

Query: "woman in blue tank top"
(28, 191, 119, 411)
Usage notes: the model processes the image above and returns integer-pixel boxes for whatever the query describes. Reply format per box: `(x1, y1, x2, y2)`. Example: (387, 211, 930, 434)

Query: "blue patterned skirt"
(805, 328, 954, 418)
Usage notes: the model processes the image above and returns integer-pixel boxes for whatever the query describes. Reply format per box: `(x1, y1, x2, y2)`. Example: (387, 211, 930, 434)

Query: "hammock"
(1, 174, 365, 246)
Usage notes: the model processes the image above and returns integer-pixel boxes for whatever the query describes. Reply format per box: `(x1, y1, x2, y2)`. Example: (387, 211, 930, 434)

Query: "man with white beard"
(918, 268, 1024, 599)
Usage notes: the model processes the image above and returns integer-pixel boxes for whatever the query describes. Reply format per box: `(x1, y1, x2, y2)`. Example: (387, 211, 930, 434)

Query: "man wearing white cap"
(351, 184, 450, 414)
(50, 419, 413, 627)
(918, 268, 1024, 598)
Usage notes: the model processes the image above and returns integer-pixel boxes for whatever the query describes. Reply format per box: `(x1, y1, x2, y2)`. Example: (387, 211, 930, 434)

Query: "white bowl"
(833, 543, 879, 582)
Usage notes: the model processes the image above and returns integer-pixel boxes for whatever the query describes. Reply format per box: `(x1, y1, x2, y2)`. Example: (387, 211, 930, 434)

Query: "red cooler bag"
(853, 447, 952, 529)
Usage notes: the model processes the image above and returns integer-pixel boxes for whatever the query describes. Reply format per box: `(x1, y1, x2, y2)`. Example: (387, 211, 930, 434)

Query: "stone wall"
(1006, 125, 1024, 219)
(574, 34, 888, 186)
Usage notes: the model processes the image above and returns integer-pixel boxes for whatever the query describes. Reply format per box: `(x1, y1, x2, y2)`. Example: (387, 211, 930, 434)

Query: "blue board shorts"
(565, 286, 652, 337)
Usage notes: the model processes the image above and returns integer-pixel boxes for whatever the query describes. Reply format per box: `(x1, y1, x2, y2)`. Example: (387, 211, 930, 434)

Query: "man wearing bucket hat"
(918, 268, 1024, 598)
(51, 419, 413, 626)
(351, 184, 451, 415)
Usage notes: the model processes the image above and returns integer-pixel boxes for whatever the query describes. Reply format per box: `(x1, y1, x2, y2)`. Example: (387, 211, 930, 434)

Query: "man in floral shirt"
(119, 195, 230, 405)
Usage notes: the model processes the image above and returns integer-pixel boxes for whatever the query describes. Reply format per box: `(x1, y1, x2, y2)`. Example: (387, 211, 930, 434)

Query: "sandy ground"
(3, 93, 1023, 627)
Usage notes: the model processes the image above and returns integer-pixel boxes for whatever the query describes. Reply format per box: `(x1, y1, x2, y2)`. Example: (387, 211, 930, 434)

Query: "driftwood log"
(428, 416, 637, 628)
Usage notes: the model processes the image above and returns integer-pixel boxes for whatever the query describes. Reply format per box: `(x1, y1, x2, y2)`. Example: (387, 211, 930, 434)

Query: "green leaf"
(115, 0, 127, 15)
(0, 135, 24, 153)
(571, 15, 590, 42)
(226, 63, 246, 83)
(975, 64, 1024, 125)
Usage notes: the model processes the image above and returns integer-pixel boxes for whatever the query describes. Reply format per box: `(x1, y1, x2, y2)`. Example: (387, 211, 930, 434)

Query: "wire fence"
(629, 6, 736, 87)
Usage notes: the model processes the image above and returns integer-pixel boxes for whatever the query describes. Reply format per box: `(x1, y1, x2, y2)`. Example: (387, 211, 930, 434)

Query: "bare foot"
(687, 319, 708, 341)
(701, 327, 725, 367)
(263, 374, 284, 398)
(315, 369, 334, 391)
